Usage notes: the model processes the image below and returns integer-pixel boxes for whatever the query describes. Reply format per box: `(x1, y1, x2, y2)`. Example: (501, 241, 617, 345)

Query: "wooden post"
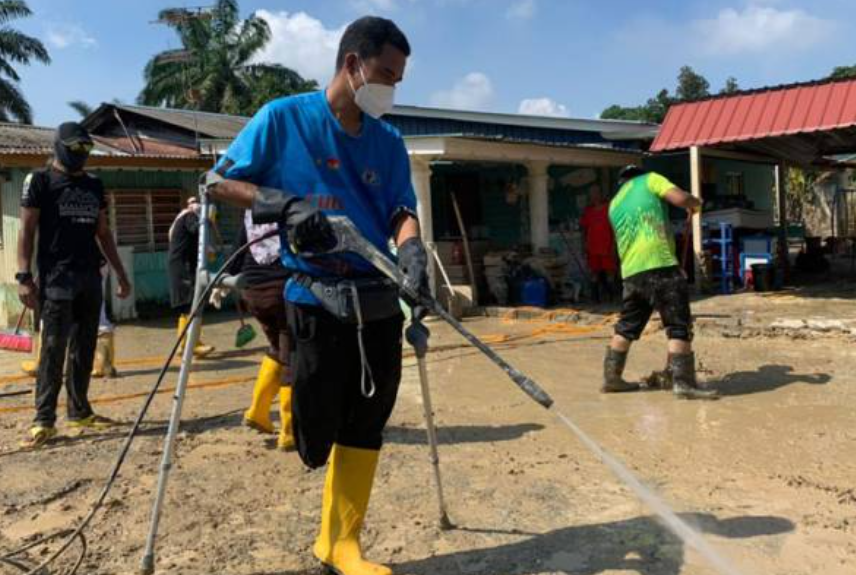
(450, 190, 479, 305)
(689, 146, 704, 291)
(776, 163, 790, 282)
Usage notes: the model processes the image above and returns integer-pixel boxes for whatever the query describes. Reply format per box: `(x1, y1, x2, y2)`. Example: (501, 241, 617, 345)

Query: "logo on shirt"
(326, 158, 340, 171)
(362, 168, 380, 187)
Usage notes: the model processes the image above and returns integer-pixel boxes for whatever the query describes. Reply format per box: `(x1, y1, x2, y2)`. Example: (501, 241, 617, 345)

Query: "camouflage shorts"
(615, 266, 693, 342)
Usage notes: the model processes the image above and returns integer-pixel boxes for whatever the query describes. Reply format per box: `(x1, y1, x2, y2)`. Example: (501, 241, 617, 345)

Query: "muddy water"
(0, 312, 854, 574)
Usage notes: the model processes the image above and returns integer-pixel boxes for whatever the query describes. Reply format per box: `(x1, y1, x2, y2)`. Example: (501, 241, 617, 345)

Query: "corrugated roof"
(0, 122, 204, 160)
(390, 104, 660, 137)
(651, 77, 856, 163)
(110, 104, 250, 139)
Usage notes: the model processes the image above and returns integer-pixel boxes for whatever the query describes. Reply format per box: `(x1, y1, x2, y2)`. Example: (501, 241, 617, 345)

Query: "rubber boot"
(243, 356, 282, 434)
(601, 347, 640, 393)
(21, 332, 40, 376)
(277, 385, 295, 451)
(671, 352, 719, 400)
(313, 445, 391, 575)
(92, 332, 118, 378)
(177, 314, 215, 358)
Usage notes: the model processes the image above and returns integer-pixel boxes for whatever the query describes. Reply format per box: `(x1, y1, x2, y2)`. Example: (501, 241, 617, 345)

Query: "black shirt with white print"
(21, 168, 106, 299)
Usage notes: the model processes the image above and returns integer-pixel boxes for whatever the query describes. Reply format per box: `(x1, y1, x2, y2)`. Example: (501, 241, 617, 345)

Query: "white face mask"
(348, 61, 395, 119)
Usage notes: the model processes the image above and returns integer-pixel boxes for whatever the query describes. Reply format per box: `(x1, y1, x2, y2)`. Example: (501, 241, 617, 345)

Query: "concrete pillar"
(411, 158, 433, 244)
(410, 158, 436, 294)
(527, 161, 550, 250)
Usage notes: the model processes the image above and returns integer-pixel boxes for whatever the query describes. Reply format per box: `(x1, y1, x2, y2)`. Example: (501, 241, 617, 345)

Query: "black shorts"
(287, 302, 404, 468)
(614, 266, 693, 342)
(241, 279, 289, 366)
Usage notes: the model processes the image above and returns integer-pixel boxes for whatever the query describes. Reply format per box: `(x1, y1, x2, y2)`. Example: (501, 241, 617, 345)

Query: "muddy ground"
(1, 290, 854, 575)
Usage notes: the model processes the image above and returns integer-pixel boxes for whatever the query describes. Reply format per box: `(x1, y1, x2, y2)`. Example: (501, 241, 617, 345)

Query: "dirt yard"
(1, 291, 854, 575)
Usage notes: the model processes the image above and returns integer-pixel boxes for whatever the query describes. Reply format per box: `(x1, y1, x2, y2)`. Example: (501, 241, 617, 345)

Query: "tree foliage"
(828, 65, 856, 80)
(601, 66, 732, 124)
(139, 0, 316, 116)
(0, 0, 50, 124)
(68, 100, 93, 118)
(720, 77, 740, 95)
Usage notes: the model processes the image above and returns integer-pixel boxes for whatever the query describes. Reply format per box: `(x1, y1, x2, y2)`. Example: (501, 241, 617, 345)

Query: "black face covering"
(54, 141, 89, 173)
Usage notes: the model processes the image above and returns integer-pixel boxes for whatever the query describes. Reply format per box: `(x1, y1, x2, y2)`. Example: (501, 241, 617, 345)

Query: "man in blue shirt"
(208, 16, 427, 575)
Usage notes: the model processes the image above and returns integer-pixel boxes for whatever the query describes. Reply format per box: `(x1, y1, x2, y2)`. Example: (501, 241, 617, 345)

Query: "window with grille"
(108, 189, 182, 252)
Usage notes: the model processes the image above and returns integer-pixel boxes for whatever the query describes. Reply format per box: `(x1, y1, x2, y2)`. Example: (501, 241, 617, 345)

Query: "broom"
(0, 310, 34, 353)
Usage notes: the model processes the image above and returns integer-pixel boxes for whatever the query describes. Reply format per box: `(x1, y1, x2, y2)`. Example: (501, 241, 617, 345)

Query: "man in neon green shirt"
(603, 166, 718, 400)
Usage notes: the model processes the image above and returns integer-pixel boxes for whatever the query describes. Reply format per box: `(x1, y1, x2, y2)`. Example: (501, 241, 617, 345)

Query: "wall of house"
(644, 154, 775, 213)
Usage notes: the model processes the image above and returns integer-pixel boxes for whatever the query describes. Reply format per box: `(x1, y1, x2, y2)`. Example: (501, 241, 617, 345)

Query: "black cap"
(56, 122, 93, 146)
(618, 164, 647, 183)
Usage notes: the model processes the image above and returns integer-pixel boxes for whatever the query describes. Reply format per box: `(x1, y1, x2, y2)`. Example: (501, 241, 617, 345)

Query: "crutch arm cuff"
(251, 186, 298, 225)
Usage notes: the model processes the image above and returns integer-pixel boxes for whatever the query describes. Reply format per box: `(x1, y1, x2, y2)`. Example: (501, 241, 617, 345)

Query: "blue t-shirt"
(216, 91, 417, 304)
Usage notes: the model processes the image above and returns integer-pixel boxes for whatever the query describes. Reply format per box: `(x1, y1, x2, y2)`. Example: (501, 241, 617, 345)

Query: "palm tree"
(0, 0, 50, 123)
(139, 0, 316, 116)
(68, 100, 93, 118)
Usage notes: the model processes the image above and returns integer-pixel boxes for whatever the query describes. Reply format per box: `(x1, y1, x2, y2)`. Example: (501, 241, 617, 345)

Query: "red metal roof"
(651, 78, 856, 158)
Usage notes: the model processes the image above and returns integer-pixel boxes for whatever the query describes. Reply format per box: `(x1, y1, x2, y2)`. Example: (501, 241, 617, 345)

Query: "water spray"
(323, 216, 747, 575)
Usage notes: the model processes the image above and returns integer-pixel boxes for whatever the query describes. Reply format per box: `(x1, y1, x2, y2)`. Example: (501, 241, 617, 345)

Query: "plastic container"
(520, 277, 549, 307)
(751, 264, 775, 292)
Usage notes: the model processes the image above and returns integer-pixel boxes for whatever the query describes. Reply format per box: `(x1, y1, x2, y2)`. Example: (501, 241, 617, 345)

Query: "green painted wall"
(430, 164, 528, 248)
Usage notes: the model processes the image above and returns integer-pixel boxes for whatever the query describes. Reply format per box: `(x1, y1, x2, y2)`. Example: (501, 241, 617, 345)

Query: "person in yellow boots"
(92, 263, 118, 378)
(168, 197, 215, 358)
(209, 16, 425, 574)
(20, 314, 39, 376)
(223, 213, 294, 450)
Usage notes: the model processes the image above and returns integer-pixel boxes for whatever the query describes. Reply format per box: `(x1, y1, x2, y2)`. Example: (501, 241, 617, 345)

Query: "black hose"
(0, 229, 278, 575)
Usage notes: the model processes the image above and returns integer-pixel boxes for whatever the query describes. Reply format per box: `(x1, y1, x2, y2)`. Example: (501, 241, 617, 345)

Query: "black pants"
(287, 302, 403, 469)
(34, 285, 103, 427)
(614, 266, 693, 342)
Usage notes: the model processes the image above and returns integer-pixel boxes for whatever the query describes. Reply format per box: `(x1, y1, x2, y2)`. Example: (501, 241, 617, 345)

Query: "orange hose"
(0, 375, 255, 414)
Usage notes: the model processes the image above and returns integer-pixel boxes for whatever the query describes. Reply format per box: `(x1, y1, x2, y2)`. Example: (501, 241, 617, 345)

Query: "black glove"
(398, 237, 430, 318)
(252, 186, 337, 254)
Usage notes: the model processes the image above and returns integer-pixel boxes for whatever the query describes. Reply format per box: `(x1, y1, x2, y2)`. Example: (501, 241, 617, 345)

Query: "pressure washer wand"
(324, 216, 554, 410)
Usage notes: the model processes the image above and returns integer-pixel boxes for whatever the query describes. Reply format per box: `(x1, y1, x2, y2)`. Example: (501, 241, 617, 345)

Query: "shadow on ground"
(250, 513, 793, 575)
(385, 423, 544, 446)
(710, 364, 831, 397)
(392, 512, 794, 575)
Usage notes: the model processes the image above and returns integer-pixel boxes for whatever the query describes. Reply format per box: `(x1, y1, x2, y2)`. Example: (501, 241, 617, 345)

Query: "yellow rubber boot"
(177, 314, 215, 358)
(243, 356, 282, 434)
(277, 385, 295, 451)
(92, 332, 118, 378)
(313, 445, 391, 575)
(21, 332, 40, 376)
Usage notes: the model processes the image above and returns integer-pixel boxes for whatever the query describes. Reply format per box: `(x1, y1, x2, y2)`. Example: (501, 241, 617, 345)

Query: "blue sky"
(14, 0, 856, 127)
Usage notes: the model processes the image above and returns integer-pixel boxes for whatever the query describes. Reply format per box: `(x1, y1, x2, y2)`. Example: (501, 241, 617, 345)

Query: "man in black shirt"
(17, 122, 131, 448)
(168, 197, 215, 357)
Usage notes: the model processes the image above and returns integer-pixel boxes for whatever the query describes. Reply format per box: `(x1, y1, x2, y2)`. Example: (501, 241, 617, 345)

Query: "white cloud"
(518, 97, 570, 117)
(45, 23, 97, 49)
(692, 4, 834, 55)
(253, 10, 346, 84)
(351, 0, 399, 11)
(430, 72, 494, 111)
(506, 0, 536, 21)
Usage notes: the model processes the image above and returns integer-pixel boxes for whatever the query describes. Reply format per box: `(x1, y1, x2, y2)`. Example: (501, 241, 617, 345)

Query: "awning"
(651, 78, 856, 165)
